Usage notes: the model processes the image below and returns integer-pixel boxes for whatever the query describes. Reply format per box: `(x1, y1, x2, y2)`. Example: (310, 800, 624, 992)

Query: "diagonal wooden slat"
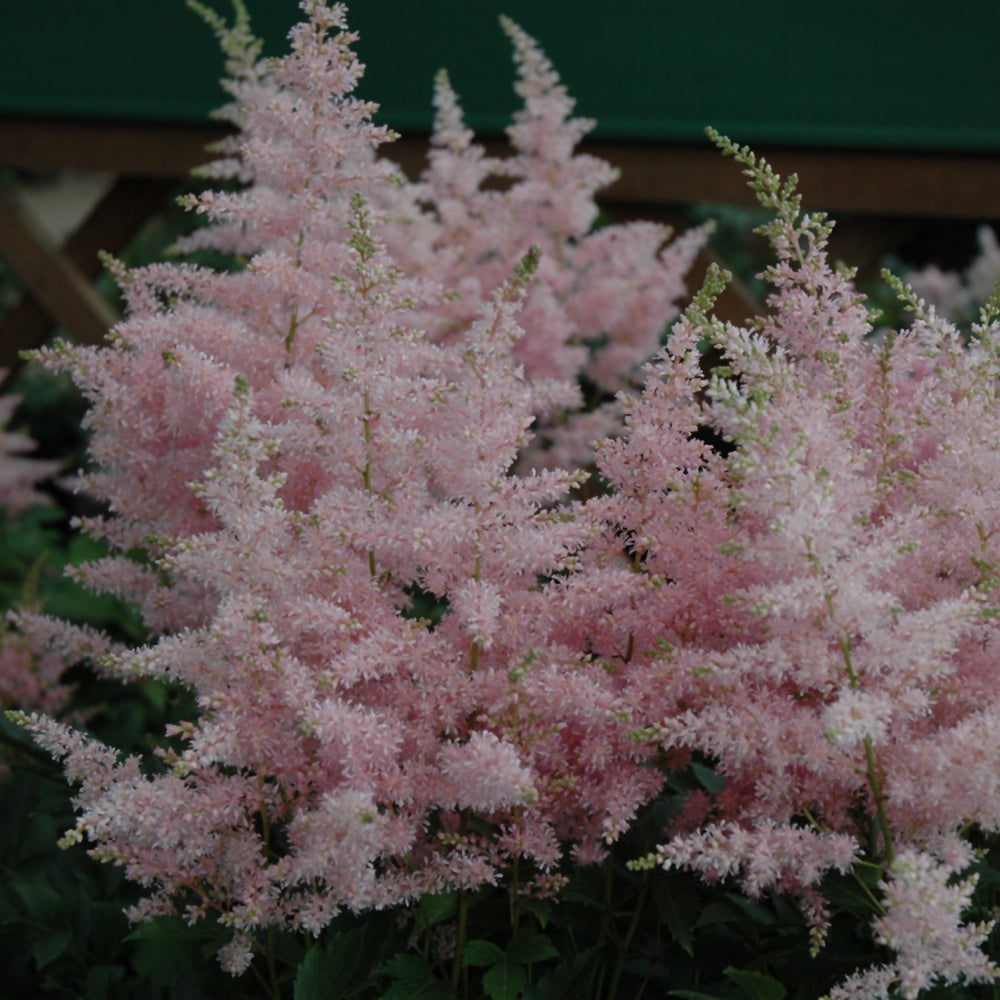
(0, 176, 176, 370)
(0, 185, 118, 363)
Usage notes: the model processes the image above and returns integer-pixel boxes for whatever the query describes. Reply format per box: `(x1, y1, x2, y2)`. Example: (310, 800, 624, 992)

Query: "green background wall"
(1, 1, 997, 150)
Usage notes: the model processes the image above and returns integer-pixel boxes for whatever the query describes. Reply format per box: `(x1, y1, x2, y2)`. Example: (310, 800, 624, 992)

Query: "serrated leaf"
(462, 938, 506, 967)
(380, 953, 433, 980)
(693, 900, 743, 929)
(654, 876, 701, 956)
(14, 876, 66, 924)
(84, 964, 126, 1000)
(516, 897, 551, 930)
(380, 982, 453, 1000)
(295, 948, 338, 1000)
(723, 967, 787, 1000)
(415, 892, 458, 934)
(127, 916, 222, 990)
(522, 946, 602, 1000)
(822, 872, 881, 918)
(379, 954, 452, 1000)
(128, 939, 194, 988)
(483, 958, 528, 1000)
(294, 928, 368, 1000)
(722, 892, 776, 926)
(505, 930, 559, 965)
(125, 916, 213, 944)
(690, 760, 725, 794)
(666, 769, 701, 795)
(0, 710, 55, 761)
(33, 927, 72, 969)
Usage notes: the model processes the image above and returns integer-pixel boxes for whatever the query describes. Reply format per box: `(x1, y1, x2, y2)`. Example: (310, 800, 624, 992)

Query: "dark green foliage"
(462, 931, 560, 1000)
(0, 729, 131, 1000)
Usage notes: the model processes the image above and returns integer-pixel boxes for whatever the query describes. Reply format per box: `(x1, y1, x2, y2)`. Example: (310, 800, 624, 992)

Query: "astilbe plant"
(0, 623, 68, 717)
(0, 371, 69, 716)
(13, 3, 1000, 996)
(571, 132, 1000, 999)
(7, 0, 693, 977)
(0, 369, 59, 516)
(408, 17, 706, 399)
(906, 223, 1000, 328)
(176, 0, 705, 468)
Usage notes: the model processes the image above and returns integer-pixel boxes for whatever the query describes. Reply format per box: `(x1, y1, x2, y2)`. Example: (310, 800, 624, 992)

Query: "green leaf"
(653, 875, 701, 956)
(294, 928, 369, 1000)
(723, 967, 787, 1000)
(84, 964, 126, 1000)
(378, 954, 452, 1000)
(522, 946, 602, 1000)
(0, 710, 57, 762)
(14, 876, 67, 925)
(414, 892, 458, 934)
(125, 915, 212, 944)
(515, 897, 551, 930)
(691, 760, 725, 794)
(693, 900, 743, 930)
(670, 990, 729, 1000)
(505, 930, 559, 965)
(822, 868, 882, 918)
(462, 939, 506, 967)
(722, 892, 777, 927)
(126, 916, 223, 990)
(33, 926, 72, 969)
(482, 958, 528, 1000)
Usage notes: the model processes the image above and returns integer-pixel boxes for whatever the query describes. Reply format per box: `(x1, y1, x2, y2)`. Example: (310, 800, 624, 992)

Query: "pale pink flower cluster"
(407, 17, 707, 404)
(0, 370, 58, 513)
(0, 372, 68, 717)
(838, 849, 997, 1000)
(592, 135, 1000, 996)
(180, 0, 704, 465)
(10, 0, 684, 966)
(907, 225, 1000, 324)
(10, 3, 1000, 994)
(0, 625, 69, 716)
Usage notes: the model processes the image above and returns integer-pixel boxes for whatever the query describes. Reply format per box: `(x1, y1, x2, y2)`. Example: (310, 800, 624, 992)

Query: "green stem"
(863, 734, 895, 866)
(247, 956, 272, 998)
(607, 873, 649, 1000)
(510, 853, 520, 934)
(452, 889, 469, 998)
(283, 309, 299, 356)
(266, 927, 280, 1000)
(469, 526, 483, 672)
(597, 858, 614, 952)
(839, 635, 895, 865)
(363, 388, 376, 578)
(258, 776, 278, 862)
(850, 860, 888, 914)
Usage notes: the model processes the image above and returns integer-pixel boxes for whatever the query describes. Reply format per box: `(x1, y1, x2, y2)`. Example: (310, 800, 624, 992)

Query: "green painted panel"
(0, 0, 297, 121)
(1, 0, 997, 150)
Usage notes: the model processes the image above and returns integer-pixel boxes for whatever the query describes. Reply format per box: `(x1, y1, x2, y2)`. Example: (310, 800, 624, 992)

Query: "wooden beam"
(0, 186, 117, 360)
(1, 115, 997, 372)
(0, 176, 177, 369)
(0, 116, 226, 177)
(3, 119, 999, 218)
(586, 143, 1000, 220)
(391, 136, 1000, 220)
